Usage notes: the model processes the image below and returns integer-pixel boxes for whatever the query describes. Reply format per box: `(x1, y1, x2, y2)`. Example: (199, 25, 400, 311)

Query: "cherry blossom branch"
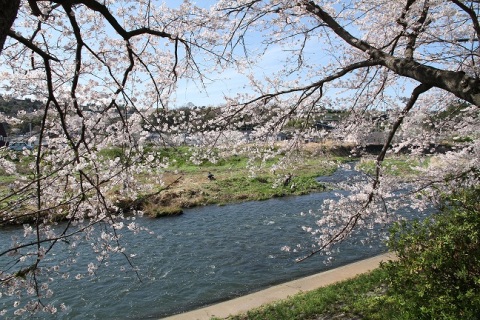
(371, 83, 432, 188)
(0, 219, 106, 267)
(297, 83, 432, 262)
(301, 1, 480, 106)
(202, 59, 380, 150)
(450, 0, 480, 44)
(7, 31, 59, 62)
(234, 59, 381, 113)
(396, 0, 431, 60)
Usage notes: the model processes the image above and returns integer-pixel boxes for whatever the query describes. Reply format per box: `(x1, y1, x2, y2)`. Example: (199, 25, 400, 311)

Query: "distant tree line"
(0, 96, 43, 115)
(0, 96, 44, 135)
(0, 96, 353, 137)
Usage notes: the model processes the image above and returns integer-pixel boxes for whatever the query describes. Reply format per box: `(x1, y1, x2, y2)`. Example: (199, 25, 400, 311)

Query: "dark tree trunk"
(375, 51, 480, 107)
(0, 0, 20, 55)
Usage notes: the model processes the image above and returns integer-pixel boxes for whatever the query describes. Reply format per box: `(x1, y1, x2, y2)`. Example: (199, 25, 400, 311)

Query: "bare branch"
(450, 0, 480, 44)
(61, 0, 175, 41)
(7, 30, 59, 62)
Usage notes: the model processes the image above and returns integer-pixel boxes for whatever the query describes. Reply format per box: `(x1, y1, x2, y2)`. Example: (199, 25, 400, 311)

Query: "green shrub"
(382, 187, 480, 319)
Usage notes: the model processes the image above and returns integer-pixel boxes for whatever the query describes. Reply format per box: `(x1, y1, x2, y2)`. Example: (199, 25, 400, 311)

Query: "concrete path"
(162, 253, 396, 320)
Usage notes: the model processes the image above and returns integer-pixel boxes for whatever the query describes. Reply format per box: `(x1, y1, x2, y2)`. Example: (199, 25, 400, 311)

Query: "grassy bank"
(0, 142, 434, 221)
(124, 149, 348, 217)
(0, 143, 353, 221)
(1, 141, 438, 222)
(220, 268, 395, 320)
(356, 156, 430, 179)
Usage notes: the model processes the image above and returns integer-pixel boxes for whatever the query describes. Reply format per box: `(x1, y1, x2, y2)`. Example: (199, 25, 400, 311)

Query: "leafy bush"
(382, 187, 480, 319)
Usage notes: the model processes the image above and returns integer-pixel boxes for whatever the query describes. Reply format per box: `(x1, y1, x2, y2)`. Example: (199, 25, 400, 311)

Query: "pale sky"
(173, 45, 296, 107)
(1, 0, 411, 110)
(165, 0, 315, 108)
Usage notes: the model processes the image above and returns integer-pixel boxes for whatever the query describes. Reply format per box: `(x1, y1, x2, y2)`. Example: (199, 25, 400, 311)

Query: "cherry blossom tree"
(0, 0, 479, 316)
(209, 0, 479, 259)
(0, 0, 222, 315)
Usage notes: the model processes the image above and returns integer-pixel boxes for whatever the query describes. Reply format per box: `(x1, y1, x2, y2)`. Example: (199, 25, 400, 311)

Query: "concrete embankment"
(162, 252, 396, 320)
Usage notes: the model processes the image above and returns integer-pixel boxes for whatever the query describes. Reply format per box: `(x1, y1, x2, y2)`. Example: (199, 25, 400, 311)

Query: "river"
(0, 165, 423, 319)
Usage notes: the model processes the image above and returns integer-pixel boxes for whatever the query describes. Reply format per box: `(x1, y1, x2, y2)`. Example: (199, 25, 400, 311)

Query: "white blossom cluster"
(0, 0, 479, 316)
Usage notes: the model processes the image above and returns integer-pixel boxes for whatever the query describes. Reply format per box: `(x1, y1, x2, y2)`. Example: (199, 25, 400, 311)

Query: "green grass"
(0, 144, 347, 222)
(356, 156, 429, 178)
(193, 155, 338, 204)
(222, 268, 400, 320)
(201, 174, 325, 204)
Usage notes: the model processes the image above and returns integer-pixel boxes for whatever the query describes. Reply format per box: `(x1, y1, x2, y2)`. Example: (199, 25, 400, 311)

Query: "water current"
(0, 165, 423, 319)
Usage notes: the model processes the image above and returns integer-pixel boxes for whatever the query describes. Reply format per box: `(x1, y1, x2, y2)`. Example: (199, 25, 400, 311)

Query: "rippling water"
(0, 166, 423, 319)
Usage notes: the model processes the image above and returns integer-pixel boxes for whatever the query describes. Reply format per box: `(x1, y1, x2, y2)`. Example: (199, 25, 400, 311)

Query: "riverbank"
(0, 142, 355, 225)
(121, 159, 343, 217)
(110, 143, 356, 218)
(162, 253, 397, 320)
(0, 141, 427, 224)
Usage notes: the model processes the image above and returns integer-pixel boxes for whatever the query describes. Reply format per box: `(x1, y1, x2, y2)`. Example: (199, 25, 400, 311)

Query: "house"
(314, 121, 336, 131)
(276, 132, 293, 141)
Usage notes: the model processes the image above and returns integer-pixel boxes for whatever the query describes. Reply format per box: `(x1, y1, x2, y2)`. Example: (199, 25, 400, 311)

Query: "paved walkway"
(162, 253, 396, 320)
